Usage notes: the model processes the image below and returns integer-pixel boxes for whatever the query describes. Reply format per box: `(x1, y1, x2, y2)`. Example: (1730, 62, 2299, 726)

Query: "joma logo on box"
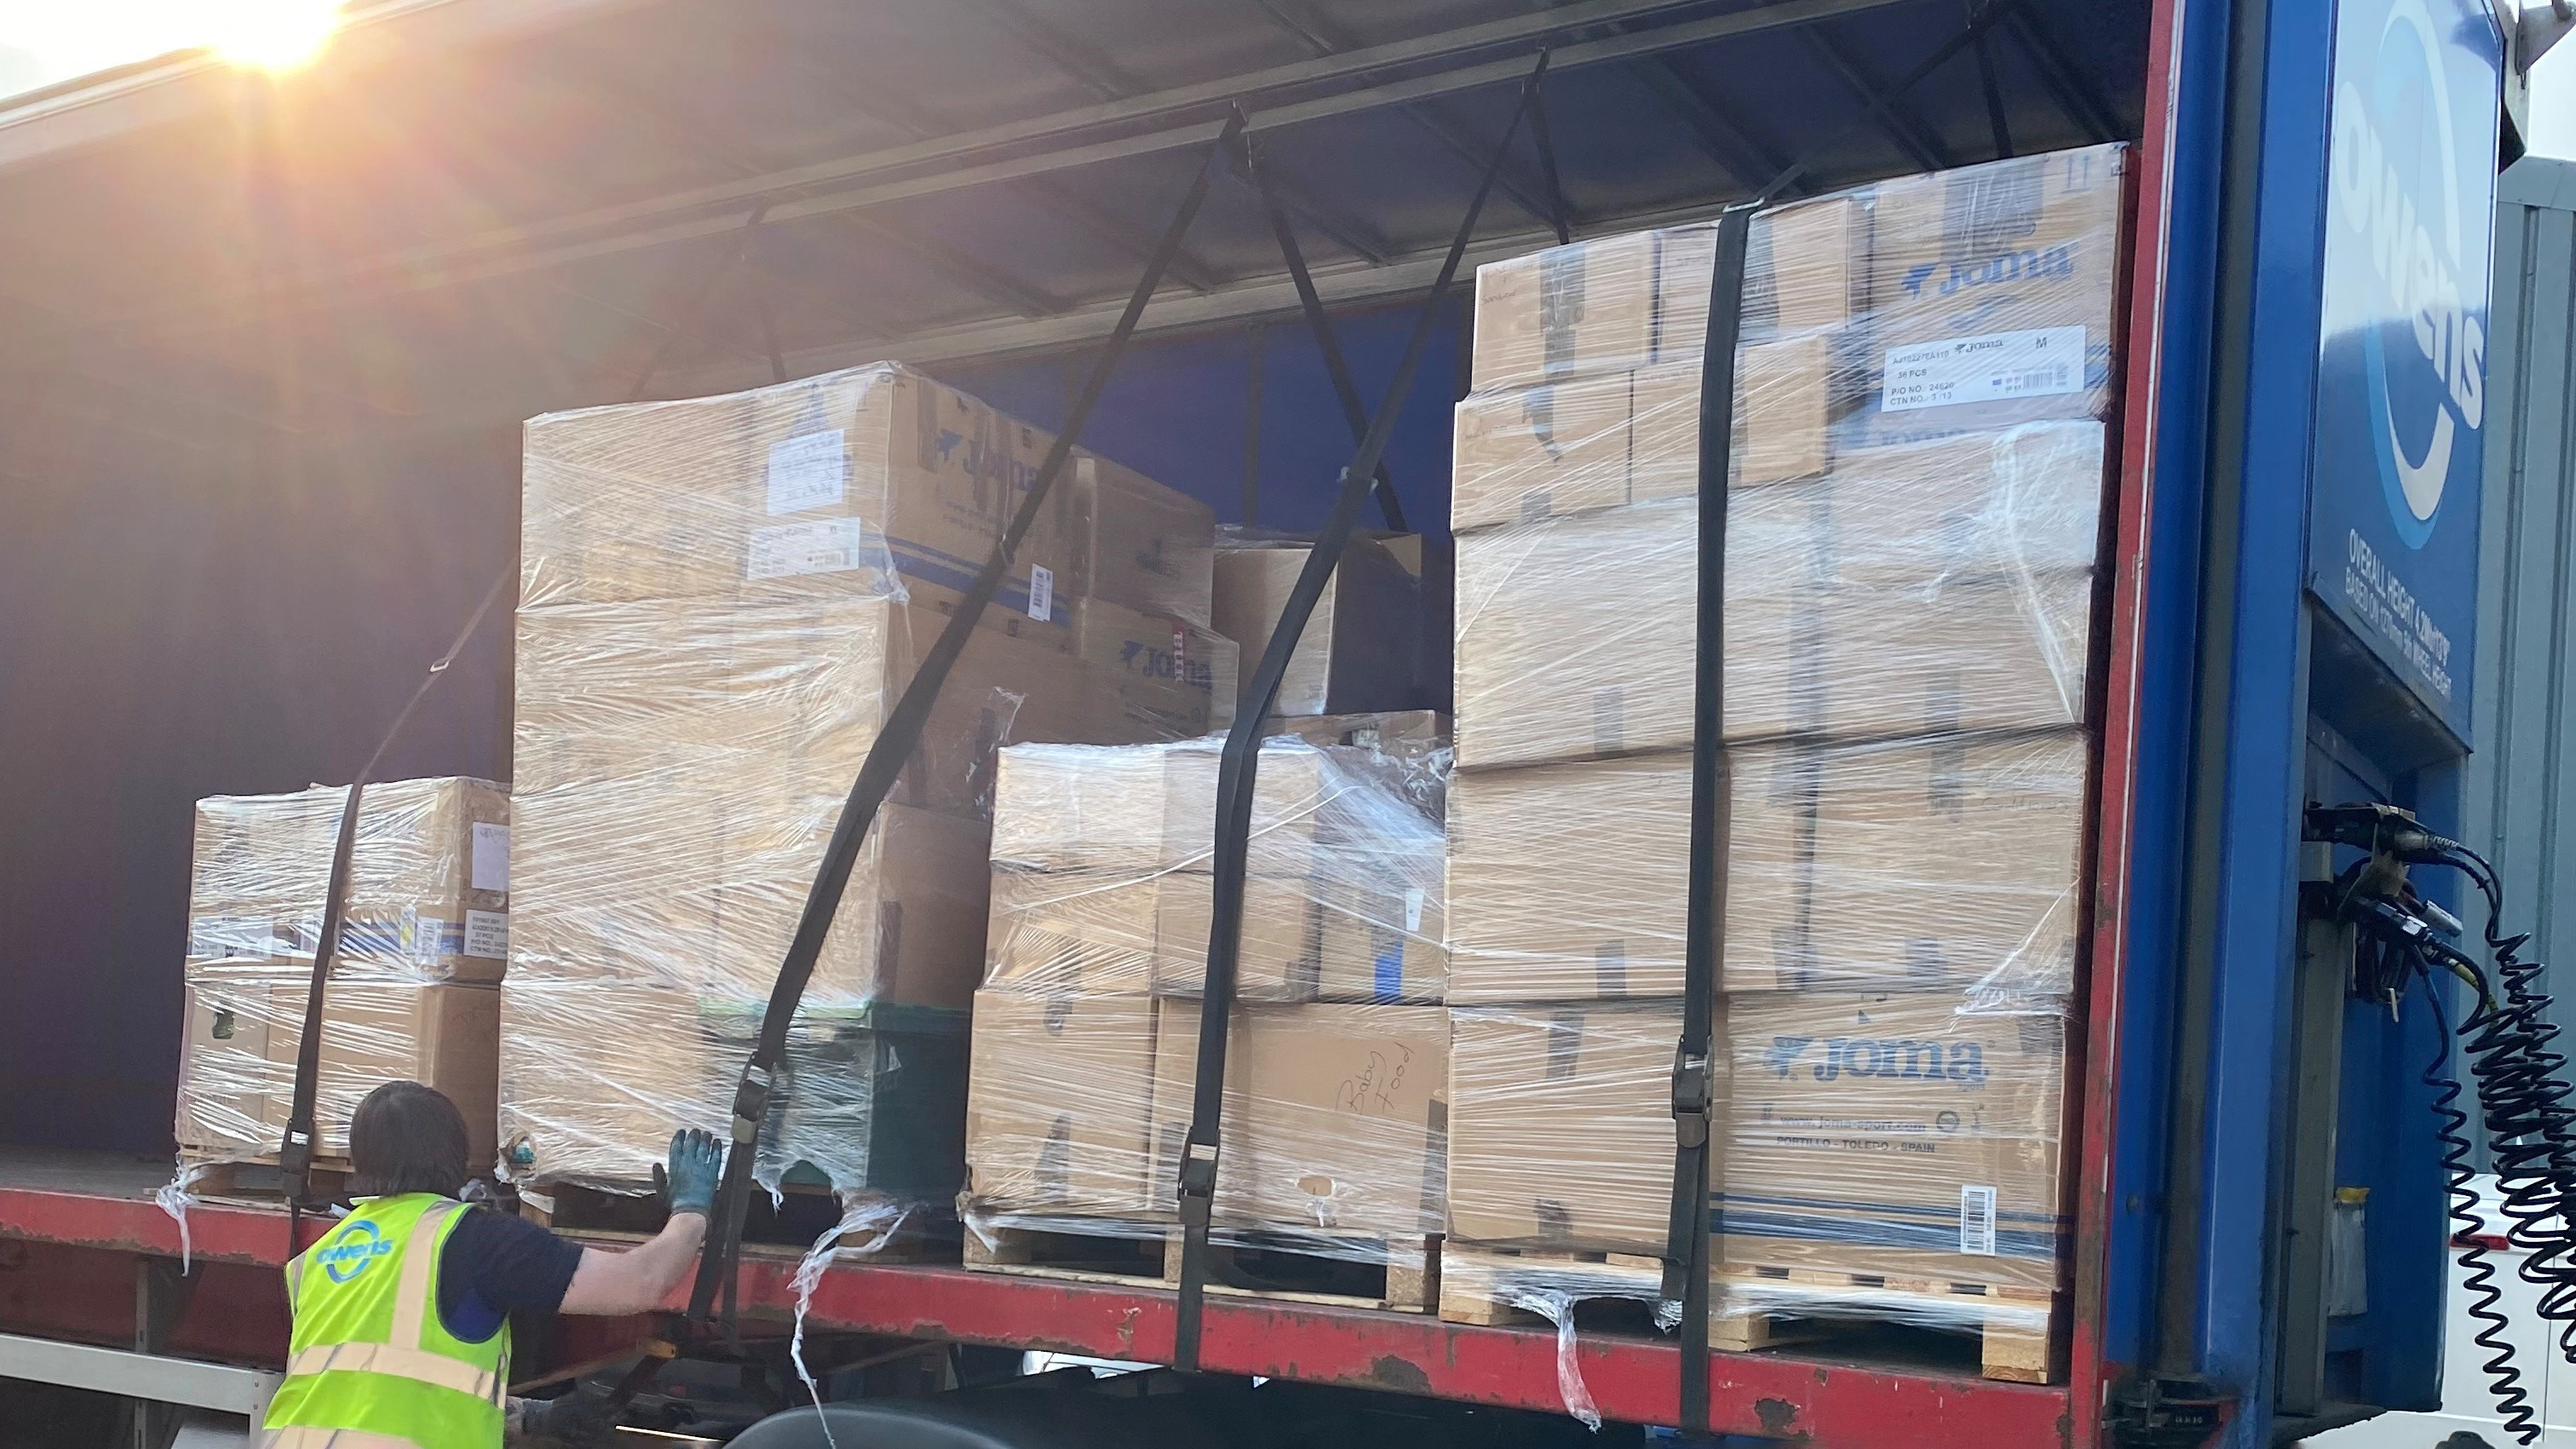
(934, 430, 1043, 491)
(1901, 241, 2080, 301)
(1766, 1035, 1989, 1085)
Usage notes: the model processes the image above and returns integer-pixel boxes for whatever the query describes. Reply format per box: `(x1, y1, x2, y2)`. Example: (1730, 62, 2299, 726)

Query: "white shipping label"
(766, 429, 847, 515)
(463, 909, 509, 960)
(470, 823, 509, 894)
(193, 916, 274, 960)
(1402, 888, 1426, 934)
(748, 518, 874, 580)
(1881, 325, 2088, 412)
(1026, 564, 1055, 621)
(1959, 1184, 1999, 1256)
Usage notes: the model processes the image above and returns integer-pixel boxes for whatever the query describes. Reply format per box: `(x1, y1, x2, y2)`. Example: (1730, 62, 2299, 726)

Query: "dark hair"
(348, 1080, 470, 1199)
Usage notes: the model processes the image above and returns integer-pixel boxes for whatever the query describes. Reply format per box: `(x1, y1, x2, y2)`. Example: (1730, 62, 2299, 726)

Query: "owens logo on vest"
(313, 1220, 396, 1284)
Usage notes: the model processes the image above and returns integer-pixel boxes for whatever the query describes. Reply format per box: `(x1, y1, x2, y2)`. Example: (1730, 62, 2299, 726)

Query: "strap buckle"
(1175, 1142, 1220, 1229)
(1670, 1049, 1711, 1150)
(729, 1066, 774, 1147)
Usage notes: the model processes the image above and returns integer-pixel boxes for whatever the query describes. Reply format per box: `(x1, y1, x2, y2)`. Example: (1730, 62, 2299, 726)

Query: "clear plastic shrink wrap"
(504, 365, 1226, 1199)
(964, 734, 1452, 1272)
(1440, 990, 2069, 1336)
(174, 779, 508, 1169)
(1438, 144, 2123, 1348)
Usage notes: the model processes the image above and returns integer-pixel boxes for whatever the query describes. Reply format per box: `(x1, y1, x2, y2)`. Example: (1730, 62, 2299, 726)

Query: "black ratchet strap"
(1663, 206, 1751, 1441)
(681, 112, 1247, 1334)
(279, 564, 514, 1251)
(1170, 49, 1551, 1375)
(1236, 128, 1411, 534)
(1655, 14, 2023, 1430)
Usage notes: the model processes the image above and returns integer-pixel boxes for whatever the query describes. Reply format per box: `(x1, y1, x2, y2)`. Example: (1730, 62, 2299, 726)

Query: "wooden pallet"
(518, 1178, 955, 1260)
(175, 1156, 354, 1204)
(1438, 1244, 2063, 1383)
(962, 1219, 1440, 1314)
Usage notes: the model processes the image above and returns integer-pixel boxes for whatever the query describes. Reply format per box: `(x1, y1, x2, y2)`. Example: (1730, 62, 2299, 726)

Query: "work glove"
(664, 1126, 724, 1218)
(507, 1390, 615, 1447)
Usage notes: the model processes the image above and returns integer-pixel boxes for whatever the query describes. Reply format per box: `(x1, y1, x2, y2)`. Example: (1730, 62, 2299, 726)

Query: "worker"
(257, 1078, 724, 1448)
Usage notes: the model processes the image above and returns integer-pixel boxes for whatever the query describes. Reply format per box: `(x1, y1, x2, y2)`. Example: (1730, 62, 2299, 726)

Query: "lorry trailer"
(0, 0, 2567, 1445)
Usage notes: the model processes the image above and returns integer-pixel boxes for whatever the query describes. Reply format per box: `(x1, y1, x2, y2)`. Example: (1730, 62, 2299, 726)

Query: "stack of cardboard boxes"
(175, 778, 509, 1171)
(504, 363, 1234, 1196)
(1440, 143, 2125, 1333)
(963, 727, 1451, 1263)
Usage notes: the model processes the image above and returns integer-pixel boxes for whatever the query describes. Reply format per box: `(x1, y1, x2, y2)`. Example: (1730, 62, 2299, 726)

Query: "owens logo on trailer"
(2326, 0, 2485, 544)
(2305, 0, 2499, 739)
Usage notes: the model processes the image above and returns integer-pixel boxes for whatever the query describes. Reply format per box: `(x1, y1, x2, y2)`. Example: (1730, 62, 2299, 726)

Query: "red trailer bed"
(0, 1145, 2071, 1446)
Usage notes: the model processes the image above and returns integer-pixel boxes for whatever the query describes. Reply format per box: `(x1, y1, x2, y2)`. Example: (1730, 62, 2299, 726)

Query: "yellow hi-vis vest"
(260, 1193, 510, 1449)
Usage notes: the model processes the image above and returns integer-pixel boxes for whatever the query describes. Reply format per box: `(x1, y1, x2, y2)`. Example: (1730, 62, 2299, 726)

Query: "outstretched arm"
(556, 1129, 723, 1317)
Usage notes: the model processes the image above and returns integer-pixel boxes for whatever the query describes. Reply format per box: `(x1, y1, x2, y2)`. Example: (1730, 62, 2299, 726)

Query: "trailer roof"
(0, 0, 2143, 452)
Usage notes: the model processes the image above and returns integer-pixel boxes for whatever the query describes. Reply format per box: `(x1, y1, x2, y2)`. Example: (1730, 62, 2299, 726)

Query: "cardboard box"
(1214, 538, 1421, 717)
(1722, 989, 2069, 1291)
(522, 364, 1078, 641)
(710, 796, 993, 1009)
(1855, 144, 2128, 444)
(1445, 733, 2088, 1003)
(1071, 598, 1236, 743)
(1152, 1001, 1448, 1239)
(1452, 371, 1637, 531)
(1471, 230, 1662, 393)
(187, 778, 510, 985)
(1446, 990, 2073, 1290)
(1446, 1001, 1679, 1251)
(1068, 456, 1216, 621)
(1640, 197, 1873, 369)
(990, 745, 1176, 874)
(1445, 757, 1702, 1003)
(505, 773, 725, 988)
(1149, 874, 1320, 1002)
(1315, 877, 1446, 1003)
(500, 979, 716, 1183)
(251, 979, 501, 1167)
(965, 991, 1161, 1218)
(1452, 458, 2101, 768)
(1727, 732, 2088, 995)
(175, 975, 284, 1157)
(984, 870, 1160, 996)
(991, 739, 1440, 880)
(514, 595, 1074, 817)
(1735, 336, 1834, 486)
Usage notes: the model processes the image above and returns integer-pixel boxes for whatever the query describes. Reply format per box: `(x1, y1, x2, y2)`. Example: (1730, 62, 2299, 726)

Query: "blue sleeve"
(436, 1206, 585, 1344)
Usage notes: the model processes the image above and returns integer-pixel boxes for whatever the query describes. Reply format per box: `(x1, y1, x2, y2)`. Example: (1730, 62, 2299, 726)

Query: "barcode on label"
(1027, 564, 1055, 621)
(748, 518, 875, 579)
(1959, 1184, 1998, 1256)
(1882, 326, 2088, 411)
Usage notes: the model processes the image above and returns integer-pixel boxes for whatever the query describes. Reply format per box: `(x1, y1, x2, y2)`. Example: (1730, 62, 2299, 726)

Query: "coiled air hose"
(2310, 808, 2576, 1448)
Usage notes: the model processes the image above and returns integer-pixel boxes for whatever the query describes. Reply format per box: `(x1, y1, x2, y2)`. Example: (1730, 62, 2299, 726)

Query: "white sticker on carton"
(1026, 564, 1054, 621)
(463, 909, 509, 960)
(748, 518, 874, 579)
(470, 823, 509, 894)
(1959, 1184, 1998, 1256)
(766, 429, 847, 515)
(1881, 325, 2087, 411)
(193, 916, 274, 961)
(1402, 888, 1426, 934)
